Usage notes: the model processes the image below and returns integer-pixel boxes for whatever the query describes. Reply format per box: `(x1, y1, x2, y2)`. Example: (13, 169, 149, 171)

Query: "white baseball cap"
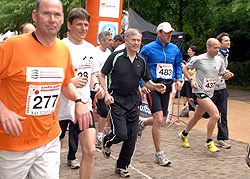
(157, 22, 175, 33)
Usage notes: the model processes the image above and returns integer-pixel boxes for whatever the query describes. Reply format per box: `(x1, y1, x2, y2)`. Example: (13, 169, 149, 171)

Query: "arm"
(0, 100, 26, 136)
(99, 71, 114, 105)
(61, 83, 92, 131)
(144, 80, 166, 94)
(182, 65, 198, 89)
(90, 72, 104, 99)
(72, 76, 88, 88)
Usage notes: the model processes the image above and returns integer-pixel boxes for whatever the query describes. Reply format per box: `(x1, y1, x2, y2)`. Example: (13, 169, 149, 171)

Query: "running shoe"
(155, 150, 171, 166)
(102, 136, 111, 159)
(246, 144, 250, 167)
(137, 116, 148, 138)
(205, 141, 220, 152)
(180, 105, 189, 117)
(115, 167, 130, 178)
(167, 115, 181, 125)
(67, 159, 80, 169)
(178, 131, 190, 148)
(215, 140, 231, 149)
(95, 137, 102, 149)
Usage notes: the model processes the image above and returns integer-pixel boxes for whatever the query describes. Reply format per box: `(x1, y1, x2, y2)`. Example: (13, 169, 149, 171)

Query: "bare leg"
(152, 111, 165, 151)
(98, 117, 107, 133)
(78, 128, 96, 179)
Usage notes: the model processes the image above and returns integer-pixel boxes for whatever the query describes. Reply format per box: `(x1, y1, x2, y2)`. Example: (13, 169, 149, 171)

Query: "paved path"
(60, 88, 250, 178)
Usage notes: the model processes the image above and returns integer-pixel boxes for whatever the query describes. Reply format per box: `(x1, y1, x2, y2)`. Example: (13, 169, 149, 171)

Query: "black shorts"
(180, 81, 192, 98)
(193, 93, 210, 105)
(97, 98, 109, 118)
(146, 90, 171, 116)
(60, 111, 95, 137)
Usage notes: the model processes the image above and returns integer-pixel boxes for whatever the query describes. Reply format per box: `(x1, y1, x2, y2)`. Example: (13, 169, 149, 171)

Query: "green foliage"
(123, 0, 250, 62)
(0, 0, 85, 38)
(227, 60, 250, 89)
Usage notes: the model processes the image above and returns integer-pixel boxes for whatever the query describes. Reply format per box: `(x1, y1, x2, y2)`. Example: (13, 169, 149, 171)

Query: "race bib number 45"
(26, 84, 61, 116)
(156, 63, 173, 79)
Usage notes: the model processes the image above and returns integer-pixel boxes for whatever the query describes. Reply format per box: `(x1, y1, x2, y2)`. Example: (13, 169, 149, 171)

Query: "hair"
(189, 45, 198, 55)
(216, 32, 229, 43)
(113, 34, 123, 42)
(124, 28, 141, 38)
(20, 23, 33, 34)
(35, 0, 63, 12)
(98, 31, 112, 43)
(67, 8, 91, 24)
(206, 38, 217, 47)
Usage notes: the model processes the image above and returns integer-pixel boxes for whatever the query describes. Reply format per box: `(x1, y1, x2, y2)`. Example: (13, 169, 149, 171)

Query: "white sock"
(97, 132, 103, 140)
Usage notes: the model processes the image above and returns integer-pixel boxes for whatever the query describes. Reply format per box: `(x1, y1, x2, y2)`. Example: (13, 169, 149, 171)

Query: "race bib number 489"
(26, 84, 61, 116)
(156, 63, 173, 79)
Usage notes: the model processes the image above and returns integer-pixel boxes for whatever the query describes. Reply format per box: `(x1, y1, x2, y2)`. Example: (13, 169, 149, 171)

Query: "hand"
(74, 102, 92, 131)
(155, 84, 166, 94)
(223, 70, 234, 80)
(141, 86, 151, 94)
(94, 84, 105, 99)
(175, 81, 182, 91)
(104, 92, 114, 105)
(0, 107, 26, 136)
(191, 80, 198, 89)
(72, 77, 88, 88)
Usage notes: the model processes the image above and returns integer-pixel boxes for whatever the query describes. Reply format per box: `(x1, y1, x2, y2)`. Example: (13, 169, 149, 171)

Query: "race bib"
(203, 78, 217, 91)
(156, 63, 173, 79)
(26, 84, 61, 116)
(74, 65, 92, 80)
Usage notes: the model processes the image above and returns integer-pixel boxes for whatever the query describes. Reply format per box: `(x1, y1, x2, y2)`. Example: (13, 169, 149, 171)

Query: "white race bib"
(203, 78, 217, 91)
(74, 65, 92, 80)
(156, 63, 173, 79)
(26, 84, 61, 116)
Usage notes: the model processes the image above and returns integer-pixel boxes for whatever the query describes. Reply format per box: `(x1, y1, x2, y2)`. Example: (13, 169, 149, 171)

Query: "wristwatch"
(75, 97, 87, 104)
(188, 78, 193, 82)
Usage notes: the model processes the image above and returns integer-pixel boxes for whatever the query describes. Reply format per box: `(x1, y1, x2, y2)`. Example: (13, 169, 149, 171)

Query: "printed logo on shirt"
(26, 67, 64, 82)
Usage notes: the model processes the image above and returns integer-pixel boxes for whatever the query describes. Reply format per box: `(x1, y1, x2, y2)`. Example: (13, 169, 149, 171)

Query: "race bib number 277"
(26, 84, 61, 116)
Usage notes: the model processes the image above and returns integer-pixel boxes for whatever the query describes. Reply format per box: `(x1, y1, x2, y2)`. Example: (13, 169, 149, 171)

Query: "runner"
(0, 0, 93, 178)
(178, 38, 232, 152)
(99, 28, 166, 177)
(138, 22, 183, 166)
(57, 8, 104, 179)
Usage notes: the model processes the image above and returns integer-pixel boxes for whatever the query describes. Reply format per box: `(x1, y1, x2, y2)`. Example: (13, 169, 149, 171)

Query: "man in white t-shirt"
(93, 31, 112, 149)
(57, 8, 104, 179)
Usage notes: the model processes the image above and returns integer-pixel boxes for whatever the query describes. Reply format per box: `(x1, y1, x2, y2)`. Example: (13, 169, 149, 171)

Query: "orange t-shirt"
(0, 33, 74, 151)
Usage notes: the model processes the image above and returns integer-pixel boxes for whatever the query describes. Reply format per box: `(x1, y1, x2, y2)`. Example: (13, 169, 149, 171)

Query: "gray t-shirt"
(215, 52, 228, 90)
(186, 53, 225, 98)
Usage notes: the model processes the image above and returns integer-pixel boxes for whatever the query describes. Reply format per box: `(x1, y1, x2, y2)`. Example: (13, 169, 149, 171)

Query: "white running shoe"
(67, 159, 80, 169)
(180, 105, 189, 117)
(155, 150, 171, 166)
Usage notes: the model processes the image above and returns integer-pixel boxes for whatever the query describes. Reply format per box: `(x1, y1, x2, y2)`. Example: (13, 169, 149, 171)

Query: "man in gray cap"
(138, 22, 183, 166)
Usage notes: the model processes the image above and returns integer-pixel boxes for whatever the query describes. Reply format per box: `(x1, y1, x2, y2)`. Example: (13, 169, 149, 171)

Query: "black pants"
(59, 120, 79, 160)
(212, 88, 229, 140)
(103, 92, 140, 169)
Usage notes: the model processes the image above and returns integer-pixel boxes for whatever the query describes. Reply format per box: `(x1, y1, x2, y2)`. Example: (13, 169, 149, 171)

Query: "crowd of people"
(0, 0, 249, 178)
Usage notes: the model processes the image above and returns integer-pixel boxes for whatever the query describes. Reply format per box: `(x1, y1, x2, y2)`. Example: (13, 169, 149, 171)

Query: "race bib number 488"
(26, 84, 61, 116)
